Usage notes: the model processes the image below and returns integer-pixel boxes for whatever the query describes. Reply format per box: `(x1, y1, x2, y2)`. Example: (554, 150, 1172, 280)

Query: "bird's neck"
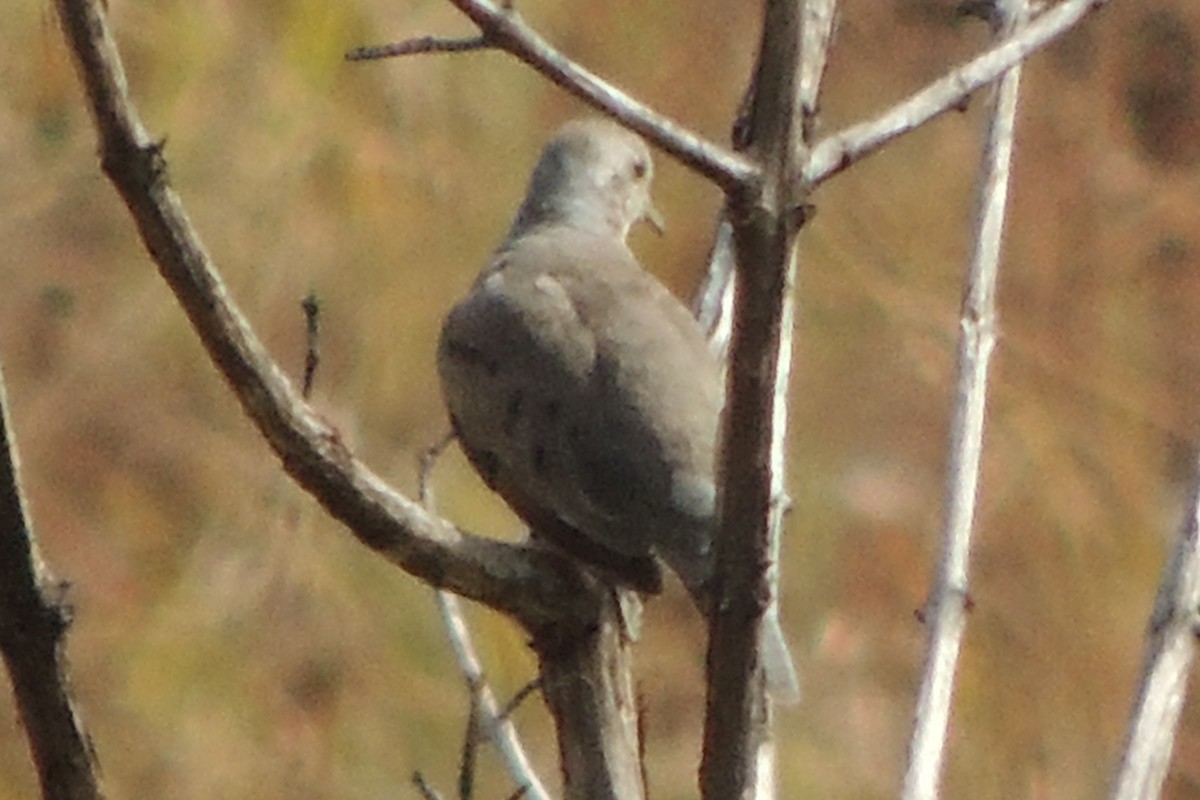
(507, 189, 630, 242)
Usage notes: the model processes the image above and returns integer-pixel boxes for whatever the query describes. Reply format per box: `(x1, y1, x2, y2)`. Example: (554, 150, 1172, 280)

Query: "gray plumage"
(437, 119, 798, 701)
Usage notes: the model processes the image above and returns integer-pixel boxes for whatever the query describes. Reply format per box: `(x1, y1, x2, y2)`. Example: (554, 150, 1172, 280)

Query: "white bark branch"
(436, 592, 552, 800)
(418, 435, 552, 800)
(1110, 453, 1200, 800)
(804, 0, 1109, 187)
(902, 3, 1028, 798)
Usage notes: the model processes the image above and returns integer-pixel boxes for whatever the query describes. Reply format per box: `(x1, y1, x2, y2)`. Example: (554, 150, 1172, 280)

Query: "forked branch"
(52, 0, 596, 645)
(347, 0, 757, 191)
(804, 0, 1110, 186)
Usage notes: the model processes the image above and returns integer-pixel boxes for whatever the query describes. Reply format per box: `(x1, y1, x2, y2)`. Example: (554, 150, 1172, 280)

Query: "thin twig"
(418, 438, 552, 800)
(497, 679, 541, 723)
(363, 0, 759, 191)
(803, 0, 1109, 187)
(419, 432, 456, 507)
(1110, 451, 1200, 799)
(346, 35, 490, 61)
(301, 292, 320, 400)
(692, 217, 736, 354)
(414, 771, 447, 800)
(436, 592, 552, 800)
(901, 3, 1026, 799)
(759, 0, 838, 699)
(797, 0, 839, 137)
(459, 690, 480, 800)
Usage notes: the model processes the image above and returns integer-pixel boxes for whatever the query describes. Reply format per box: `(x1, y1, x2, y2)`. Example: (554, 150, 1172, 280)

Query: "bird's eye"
(632, 159, 648, 180)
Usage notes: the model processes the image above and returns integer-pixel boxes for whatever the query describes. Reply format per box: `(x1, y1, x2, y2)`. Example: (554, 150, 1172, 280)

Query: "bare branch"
(417, 437, 552, 800)
(701, 0, 816, 795)
(694, 0, 835, 356)
(902, 3, 1027, 799)
(796, 0, 839, 138)
(380, 0, 760, 192)
(692, 217, 736, 354)
(414, 771, 448, 800)
(535, 593, 645, 800)
(419, 432, 457, 508)
(52, 0, 595, 637)
(346, 35, 491, 61)
(1110, 452, 1200, 800)
(436, 593, 553, 800)
(460, 690, 480, 800)
(56, 2, 647, 797)
(0, 363, 106, 800)
(497, 679, 542, 723)
(421, 440, 640, 800)
(804, 0, 1109, 187)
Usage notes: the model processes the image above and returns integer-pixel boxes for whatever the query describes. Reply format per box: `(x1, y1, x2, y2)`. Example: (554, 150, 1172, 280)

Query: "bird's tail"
(762, 611, 801, 705)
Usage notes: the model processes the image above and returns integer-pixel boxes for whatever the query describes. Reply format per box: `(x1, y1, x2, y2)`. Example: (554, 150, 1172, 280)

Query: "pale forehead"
(550, 120, 653, 169)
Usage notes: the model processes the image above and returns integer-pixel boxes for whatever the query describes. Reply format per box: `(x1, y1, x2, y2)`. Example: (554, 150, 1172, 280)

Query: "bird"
(437, 118, 799, 702)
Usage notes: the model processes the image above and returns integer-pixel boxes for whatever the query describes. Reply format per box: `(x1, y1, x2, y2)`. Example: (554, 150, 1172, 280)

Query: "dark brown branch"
(346, 35, 491, 61)
(0, 365, 106, 800)
(498, 679, 541, 722)
(460, 692, 480, 800)
(534, 593, 645, 800)
(301, 292, 320, 400)
(51, 0, 592, 639)
(700, 0, 810, 796)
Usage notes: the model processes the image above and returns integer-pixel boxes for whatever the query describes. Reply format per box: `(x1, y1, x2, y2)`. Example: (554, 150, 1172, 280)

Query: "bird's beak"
(643, 204, 666, 236)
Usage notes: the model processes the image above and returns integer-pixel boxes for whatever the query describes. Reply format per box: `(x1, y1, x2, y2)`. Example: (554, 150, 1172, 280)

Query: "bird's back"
(437, 227, 722, 586)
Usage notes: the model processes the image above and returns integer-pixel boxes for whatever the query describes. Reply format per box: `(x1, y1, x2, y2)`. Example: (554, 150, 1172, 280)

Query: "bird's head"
(510, 119, 664, 241)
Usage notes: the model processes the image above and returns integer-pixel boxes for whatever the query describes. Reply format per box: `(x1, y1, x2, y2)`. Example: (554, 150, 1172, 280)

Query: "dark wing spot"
(503, 390, 524, 437)
(444, 338, 500, 376)
(542, 400, 561, 421)
(532, 442, 549, 476)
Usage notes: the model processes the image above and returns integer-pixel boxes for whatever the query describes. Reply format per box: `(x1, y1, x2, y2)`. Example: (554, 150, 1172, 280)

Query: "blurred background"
(3, 0, 1200, 797)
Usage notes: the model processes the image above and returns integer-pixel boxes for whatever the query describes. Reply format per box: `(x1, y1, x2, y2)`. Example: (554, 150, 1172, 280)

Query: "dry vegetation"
(3, 0, 1200, 798)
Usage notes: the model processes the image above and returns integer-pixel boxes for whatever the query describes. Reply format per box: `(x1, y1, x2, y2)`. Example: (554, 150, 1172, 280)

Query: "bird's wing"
(438, 230, 719, 568)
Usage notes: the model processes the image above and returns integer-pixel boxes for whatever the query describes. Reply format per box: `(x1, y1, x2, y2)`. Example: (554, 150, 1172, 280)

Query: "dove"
(437, 119, 798, 701)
